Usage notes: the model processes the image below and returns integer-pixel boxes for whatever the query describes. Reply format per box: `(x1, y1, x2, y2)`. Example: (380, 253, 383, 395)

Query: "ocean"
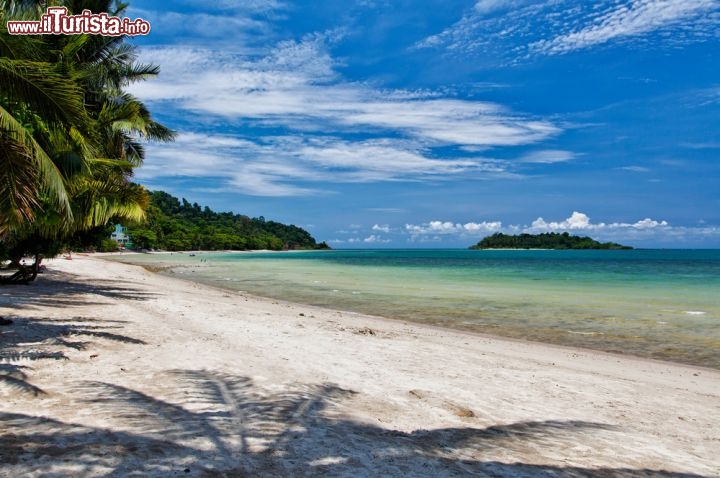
(109, 249, 720, 369)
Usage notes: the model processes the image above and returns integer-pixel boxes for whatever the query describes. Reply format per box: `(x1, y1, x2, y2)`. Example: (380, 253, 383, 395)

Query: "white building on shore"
(110, 224, 132, 249)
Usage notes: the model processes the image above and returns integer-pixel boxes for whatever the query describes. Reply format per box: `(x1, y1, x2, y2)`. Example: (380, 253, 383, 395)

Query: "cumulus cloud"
(528, 211, 668, 232)
(521, 212, 720, 246)
(530, 211, 591, 231)
(402, 211, 672, 242)
(346, 212, 719, 246)
(349, 235, 391, 244)
(405, 220, 502, 237)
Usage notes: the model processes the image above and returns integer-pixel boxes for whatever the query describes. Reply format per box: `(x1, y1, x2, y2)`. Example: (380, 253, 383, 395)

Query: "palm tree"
(66, 25, 175, 231)
(0, 5, 92, 234)
(1, 0, 173, 270)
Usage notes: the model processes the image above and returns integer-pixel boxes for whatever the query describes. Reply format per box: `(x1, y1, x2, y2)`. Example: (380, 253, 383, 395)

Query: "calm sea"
(110, 249, 720, 369)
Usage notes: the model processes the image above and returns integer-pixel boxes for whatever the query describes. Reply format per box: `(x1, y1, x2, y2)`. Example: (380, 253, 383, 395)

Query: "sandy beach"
(1, 254, 718, 477)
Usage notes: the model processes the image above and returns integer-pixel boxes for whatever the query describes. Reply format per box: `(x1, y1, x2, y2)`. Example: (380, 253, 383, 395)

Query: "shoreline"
(138, 257, 719, 375)
(105, 250, 720, 370)
(1, 254, 718, 476)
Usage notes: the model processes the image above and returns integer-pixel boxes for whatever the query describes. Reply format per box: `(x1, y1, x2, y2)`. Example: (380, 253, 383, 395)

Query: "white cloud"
(474, 0, 521, 15)
(531, 0, 718, 55)
(519, 149, 577, 164)
(417, 0, 720, 61)
(402, 212, 671, 241)
(632, 218, 668, 229)
(129, 31, 565, 196)
(528, 211, 668, 232)
(474, 0, 504, 14)
(127, 15, 571, 197)
(352, 213, 719, 246)
(521, 212, 720, 246)
(297, 138, 487, 176)
(682, 141, 720, 150)
(530, 211, 591, 231)
(131, 37, 559, 148)
(620, 166, 651, 172)
(138, 132, 512, 196)
(405, 220, 502, 237)
(349, 235, 391, 244)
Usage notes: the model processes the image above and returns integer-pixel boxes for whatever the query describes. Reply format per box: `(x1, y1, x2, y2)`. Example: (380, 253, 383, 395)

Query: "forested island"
(470, 232, 632, 250)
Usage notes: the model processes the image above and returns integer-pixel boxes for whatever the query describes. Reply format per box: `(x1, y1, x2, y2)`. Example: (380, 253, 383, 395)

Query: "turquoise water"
(110, 249, 720, 368)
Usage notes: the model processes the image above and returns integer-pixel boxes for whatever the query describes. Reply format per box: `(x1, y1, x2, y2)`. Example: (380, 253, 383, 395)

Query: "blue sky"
(125, 0, 720, 248)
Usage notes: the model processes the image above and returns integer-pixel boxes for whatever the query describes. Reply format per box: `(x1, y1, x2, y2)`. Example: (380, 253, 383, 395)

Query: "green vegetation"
(1, 1, 173, 272)
(126, 191, 329, 251)
(0, 0, 327, 266)
(0, 2, 325, 271)
(470, 232, 632, 250)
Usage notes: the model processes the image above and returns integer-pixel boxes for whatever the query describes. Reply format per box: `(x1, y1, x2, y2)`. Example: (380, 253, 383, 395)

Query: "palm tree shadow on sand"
(0, 316, 145, 397)
(0, 266, 151, 395)
(0, 370, 708, 477)
(0, 267, 158, 310)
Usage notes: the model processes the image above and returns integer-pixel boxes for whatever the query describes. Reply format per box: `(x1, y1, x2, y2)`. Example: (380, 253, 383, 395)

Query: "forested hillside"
(127, 191, 328, 251)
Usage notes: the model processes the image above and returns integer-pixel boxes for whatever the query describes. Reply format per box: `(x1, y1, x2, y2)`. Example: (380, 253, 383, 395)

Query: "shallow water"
(109, 249, 720, 368)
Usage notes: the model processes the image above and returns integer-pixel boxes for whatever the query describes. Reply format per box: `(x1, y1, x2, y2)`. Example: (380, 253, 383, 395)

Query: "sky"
(124, 0, 720, 248)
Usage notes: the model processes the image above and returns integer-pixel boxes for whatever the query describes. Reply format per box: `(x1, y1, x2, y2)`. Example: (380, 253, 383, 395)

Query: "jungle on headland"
(118, 191, 328, 252)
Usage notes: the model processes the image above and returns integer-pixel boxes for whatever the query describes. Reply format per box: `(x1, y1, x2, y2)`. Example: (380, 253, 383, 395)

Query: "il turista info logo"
(7, 7, 150, 36)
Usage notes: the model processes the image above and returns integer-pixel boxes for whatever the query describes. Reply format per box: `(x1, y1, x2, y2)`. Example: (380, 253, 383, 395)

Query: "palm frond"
(0, 104, 72, 233)
(0, 132, 40, 233)
(0, 58, 90, 131)
(68, 175, 149, 230)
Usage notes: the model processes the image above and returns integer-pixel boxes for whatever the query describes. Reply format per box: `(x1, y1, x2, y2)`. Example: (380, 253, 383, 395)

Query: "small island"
(470, 232, 633, 250)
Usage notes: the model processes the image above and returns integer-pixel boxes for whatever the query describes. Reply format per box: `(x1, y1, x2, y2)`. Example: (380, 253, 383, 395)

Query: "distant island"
(470, 232, 633, 250)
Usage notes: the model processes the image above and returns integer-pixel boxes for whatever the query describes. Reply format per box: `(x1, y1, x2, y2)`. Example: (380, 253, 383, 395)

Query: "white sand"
(1, 255, 718, 477)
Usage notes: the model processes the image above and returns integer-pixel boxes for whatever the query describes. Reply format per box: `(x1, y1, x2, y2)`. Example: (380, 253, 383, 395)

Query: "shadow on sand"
(0, 265, 153, 395)
(0, 268, 158, 310)
(0, 315, 145, 397)
(0, 370, 709, 477)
